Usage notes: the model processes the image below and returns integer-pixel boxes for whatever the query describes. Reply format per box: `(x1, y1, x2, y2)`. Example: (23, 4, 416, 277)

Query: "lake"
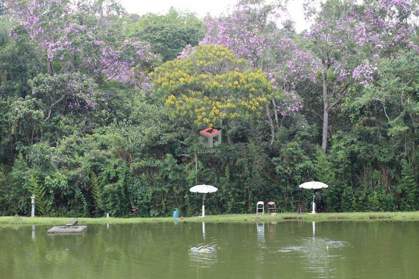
(0, 221, 418, 279)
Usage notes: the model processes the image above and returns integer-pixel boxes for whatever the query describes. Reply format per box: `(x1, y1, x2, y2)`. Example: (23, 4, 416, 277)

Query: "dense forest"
(0, 0, 417, 217)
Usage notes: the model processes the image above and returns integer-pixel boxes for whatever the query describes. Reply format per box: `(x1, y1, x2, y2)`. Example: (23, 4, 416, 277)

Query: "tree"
(153, 45, 272, 128)
(0, 0, 5, 16)
(201, 0, 319, 144)
(0, 0, 417, 216)
(305, 0, 417, 152)
(30, 72, 97, 120)
(0, 25, 44, 97)
(7, 0, 158, 87)
(353, 50, 418, 155)
(127, 8, 204, 61)
(398, 160, 418, 210)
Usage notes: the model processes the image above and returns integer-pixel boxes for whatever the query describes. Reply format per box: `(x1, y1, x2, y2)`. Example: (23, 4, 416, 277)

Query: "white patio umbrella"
(299, 181, 328, 214)
(190, 184, 218, 217)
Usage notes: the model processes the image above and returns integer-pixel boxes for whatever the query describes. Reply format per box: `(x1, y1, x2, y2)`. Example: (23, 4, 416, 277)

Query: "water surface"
(1, 221, 418, 279)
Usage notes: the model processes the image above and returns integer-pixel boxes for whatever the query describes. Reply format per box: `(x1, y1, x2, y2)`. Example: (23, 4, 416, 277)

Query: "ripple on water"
(189, 243, 218, 267)
(278, 238, 348, 254)
(278, 238, 348, 279)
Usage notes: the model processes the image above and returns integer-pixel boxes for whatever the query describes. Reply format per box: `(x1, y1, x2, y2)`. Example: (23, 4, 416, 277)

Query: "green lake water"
(1, 221, 418, 279)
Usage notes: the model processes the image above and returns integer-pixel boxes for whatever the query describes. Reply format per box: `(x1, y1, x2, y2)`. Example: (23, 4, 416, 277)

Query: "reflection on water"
(32, 225, 36, 241)
(256, 223, 265, 243)
(0, 222, 418, 279)
(189, 243, 218, 267)
(255, 223, 266, 263)
(202, 222, 206, 240)
(278, 222, 348, 279)
(279, 237, 348, 278)
(189, 222, 218, 267)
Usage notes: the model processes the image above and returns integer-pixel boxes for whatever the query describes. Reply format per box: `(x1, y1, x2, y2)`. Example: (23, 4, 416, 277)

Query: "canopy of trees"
(126, 8, 204, 62)
(154, 45, 273, 127)
(0, 0, 417, 217)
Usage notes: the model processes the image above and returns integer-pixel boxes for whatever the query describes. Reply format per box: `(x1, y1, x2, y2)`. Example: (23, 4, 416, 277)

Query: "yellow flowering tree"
(152, 45, 272, 127)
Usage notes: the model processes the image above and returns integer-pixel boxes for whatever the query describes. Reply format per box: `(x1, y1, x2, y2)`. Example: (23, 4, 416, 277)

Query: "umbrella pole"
(202, 194, 206, 217)
(311, 192, 316, 214)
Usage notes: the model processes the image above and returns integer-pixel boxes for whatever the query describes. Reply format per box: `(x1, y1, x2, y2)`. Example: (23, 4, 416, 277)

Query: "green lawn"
(1, 211, 419, 226)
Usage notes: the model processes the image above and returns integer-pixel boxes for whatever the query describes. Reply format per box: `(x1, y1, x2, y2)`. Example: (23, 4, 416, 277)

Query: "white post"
(312, 221, 316, 238)
(31, 195, 35, 217)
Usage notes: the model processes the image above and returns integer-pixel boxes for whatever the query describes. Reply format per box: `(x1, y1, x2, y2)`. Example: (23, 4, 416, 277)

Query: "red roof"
(199, 128, 221, 138)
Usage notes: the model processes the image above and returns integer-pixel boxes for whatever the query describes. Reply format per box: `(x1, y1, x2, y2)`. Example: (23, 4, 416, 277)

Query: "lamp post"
(31, 195, 35, 217)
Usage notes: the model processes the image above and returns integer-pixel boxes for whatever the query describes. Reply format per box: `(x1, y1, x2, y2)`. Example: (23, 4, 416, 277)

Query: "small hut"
(199, 128, 221, 148)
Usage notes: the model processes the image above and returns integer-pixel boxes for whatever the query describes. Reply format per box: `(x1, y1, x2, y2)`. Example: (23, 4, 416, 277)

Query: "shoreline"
(1, 212, 419, 226)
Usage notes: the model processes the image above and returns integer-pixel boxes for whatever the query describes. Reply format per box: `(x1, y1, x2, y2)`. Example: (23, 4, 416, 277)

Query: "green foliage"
(90, 171, 103, 215)
(127, 8, 204, 61)
(0, 165, 8, 214)
(0, 1, 5, 16)
(0, 1, 417, 217)
(30, 72, 97, 117)
(153, 45, 273, 127)
(398, 160, 418, 211)
(315, 149, 335, 185)
(7, 156, 31, 214)
(28, 174, 50, 216)
(0, 26, 44, 97)
(315, 150, 341, 211)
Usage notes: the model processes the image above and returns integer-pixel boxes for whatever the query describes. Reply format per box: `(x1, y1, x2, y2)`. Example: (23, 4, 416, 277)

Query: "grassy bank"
(1, 212, 419, 226)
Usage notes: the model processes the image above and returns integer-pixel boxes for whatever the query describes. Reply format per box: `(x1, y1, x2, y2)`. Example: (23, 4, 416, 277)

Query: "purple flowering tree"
(6, 0, 158, 87)
(200, 0, 417, 149)
(304, 0, 417, 151)
(201, 0, 320, 144)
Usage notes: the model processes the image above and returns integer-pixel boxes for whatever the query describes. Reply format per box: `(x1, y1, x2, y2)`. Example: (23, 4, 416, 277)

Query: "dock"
(47, 225, 87, 234)
(47, 219, 87, 234)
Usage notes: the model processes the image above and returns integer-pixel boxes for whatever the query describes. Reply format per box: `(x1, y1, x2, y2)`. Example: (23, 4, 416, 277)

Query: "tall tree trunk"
(194, 151, 198, 184)
(272, 98, 280, 128)
(322, 70, 329, 152)
(98, 0, 105, 27)
(47, 58, 53, 75)
(266, 103, 275, 145)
